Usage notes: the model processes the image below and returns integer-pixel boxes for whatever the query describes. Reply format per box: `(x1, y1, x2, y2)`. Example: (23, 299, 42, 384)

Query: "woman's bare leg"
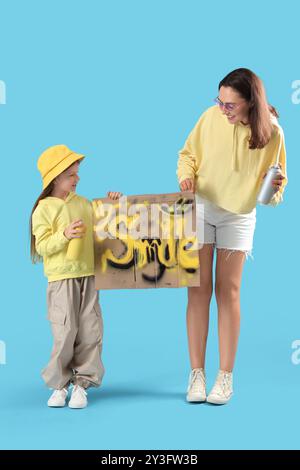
(186, 244, 215, 369)
(215, 249, 246, 372)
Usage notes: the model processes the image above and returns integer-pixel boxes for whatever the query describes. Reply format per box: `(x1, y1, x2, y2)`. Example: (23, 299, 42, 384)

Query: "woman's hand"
(64, 219, 86, 240)
(180, 178, 194, 192)
(262, 163, 286, 193)
(107, 191, 123, 200)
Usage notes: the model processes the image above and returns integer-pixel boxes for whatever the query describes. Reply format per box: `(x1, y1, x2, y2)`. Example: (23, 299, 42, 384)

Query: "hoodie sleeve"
(177, 113, 205, 184)
(32, 204, 70, 257)
(268, 129, 288, 207)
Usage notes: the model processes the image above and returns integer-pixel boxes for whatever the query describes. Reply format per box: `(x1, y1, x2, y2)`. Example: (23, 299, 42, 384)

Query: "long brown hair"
(29, 181, 55, 264)
(218, 68, 279, 149)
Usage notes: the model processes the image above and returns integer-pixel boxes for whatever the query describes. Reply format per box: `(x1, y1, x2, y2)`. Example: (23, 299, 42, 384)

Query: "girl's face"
(53, 161, 80, 195)
(217, 86, 250, 125)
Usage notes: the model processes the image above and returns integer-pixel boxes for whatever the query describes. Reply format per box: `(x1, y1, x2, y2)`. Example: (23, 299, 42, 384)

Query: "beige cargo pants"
(42, 275, 104, 390)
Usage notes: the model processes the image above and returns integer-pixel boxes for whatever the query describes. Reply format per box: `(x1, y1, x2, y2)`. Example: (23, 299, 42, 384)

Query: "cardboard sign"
(92, 192, 200, 290)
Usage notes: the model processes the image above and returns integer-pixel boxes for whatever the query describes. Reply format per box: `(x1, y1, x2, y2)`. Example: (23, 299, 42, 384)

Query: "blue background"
(0, 0, 299, 450)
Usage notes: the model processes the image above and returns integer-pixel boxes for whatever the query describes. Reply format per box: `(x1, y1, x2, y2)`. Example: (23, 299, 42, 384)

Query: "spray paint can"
(66, 222, 86, 260)
(257, 165, 282, 205)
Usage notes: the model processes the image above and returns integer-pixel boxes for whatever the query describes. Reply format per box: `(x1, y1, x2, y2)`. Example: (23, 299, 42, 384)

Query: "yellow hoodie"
(32, 191, 95, 282)
(177, 105, 288, 214)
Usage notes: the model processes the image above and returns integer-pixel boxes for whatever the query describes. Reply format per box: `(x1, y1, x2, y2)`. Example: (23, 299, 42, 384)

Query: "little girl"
(30, 144, 122, 409)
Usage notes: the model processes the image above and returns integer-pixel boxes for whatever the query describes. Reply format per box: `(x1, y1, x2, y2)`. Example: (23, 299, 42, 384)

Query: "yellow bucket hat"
(37, 144, 85, 190)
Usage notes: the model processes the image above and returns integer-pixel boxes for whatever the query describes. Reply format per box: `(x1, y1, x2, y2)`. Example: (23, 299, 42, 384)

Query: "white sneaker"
(207, 370, 233, 405)
(68, 385, 88, 409)
(47, 388, 68, 407)
(186, 368, 206, 402)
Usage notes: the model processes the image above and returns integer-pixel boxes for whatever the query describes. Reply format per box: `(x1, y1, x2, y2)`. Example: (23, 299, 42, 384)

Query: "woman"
(177, 68, 287, 404)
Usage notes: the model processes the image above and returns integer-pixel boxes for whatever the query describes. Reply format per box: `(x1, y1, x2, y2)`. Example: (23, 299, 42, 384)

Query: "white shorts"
(195, 194, 256, 260)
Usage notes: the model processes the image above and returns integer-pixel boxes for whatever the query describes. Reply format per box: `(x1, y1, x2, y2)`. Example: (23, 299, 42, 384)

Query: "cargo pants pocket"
(90, 303, 103, 345)
(47, 282, 67, 340)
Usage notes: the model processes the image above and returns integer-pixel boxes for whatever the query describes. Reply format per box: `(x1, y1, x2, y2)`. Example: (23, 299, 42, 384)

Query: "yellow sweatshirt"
(32, 191, 95, 282)
(177, 105, 288, 214)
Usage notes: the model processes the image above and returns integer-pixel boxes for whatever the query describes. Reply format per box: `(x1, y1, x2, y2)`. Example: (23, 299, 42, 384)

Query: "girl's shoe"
(68, 385, 88, 409)
(47, 388, 68, 407)
(186, 368, 206, 402)
(207, 370, 233, 405)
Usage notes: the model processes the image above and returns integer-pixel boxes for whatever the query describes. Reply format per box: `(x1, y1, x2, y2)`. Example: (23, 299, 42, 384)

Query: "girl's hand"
(107, 191, 123, 200)
(180, 178, 194, 192)
(64, 219, 86, 240)
(262, 163, 286, 193)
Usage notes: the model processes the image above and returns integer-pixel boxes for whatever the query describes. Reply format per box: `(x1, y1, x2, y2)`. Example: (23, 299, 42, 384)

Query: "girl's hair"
(218, 68, 279, 149)
(29, 180, 55, 264)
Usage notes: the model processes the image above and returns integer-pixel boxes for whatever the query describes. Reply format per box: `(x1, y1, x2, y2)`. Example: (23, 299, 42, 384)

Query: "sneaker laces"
(188, 368, 205, 392)
(72, 385, 87, 399)
(214, 371, 232, 397)
(52, 388, 67, 398)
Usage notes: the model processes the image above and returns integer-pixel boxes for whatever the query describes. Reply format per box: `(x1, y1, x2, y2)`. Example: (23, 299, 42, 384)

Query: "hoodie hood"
(38, 191, 78, 221)
(39, 190, 77, 207)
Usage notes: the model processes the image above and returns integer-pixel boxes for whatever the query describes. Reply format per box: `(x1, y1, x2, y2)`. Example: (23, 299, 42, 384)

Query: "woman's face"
(217, 86, 250, 125)
(54, 161, 80, 194)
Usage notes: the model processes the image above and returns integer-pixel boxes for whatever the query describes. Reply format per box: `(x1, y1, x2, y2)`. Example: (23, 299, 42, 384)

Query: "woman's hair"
(29, 180, 55, 264)
(218, 68, 279, 149)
